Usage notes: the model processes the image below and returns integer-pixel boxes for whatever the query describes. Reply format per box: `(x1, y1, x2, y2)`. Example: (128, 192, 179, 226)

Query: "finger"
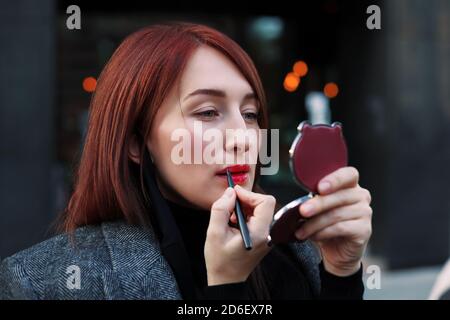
(317, 166, 359, 195)
(233, 185, 269, 208)
(235, 186, 276, 245)
(362, 187, 372, 205)
(230, 212, 237, 224)
(300, 187, 368, 218)
(309, 219, 372, 243)
(234, 185, 275, 225)
(209, 187, 236, 236)
(296, 203, 371, 240)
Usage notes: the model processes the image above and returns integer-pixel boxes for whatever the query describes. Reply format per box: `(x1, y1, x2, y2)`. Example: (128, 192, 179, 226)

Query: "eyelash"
(195, 109, 259, 122)
(195, 110, 220, 119)
(242, 111, 259, 121)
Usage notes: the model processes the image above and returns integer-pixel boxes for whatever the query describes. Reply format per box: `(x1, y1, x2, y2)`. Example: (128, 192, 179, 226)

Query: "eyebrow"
(182, 88, 256, 103)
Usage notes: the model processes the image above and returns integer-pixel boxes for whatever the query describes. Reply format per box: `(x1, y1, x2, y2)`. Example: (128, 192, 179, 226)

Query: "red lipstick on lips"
(216, 164, 250, 184)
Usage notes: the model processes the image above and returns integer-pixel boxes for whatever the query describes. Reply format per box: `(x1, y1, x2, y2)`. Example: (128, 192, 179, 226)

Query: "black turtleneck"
(166, 200, 210, 288)
(166, 199, 365, 300)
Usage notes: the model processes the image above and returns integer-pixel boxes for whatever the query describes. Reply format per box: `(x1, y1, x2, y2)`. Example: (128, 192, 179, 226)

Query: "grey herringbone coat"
(0, 220, 321, 299)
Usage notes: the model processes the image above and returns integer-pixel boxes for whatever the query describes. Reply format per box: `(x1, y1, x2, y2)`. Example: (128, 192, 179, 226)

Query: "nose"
(223, 109, 251, 160)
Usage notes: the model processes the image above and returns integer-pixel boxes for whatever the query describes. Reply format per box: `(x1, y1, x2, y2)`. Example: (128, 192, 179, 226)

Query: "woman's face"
(148, 46, 261, 210)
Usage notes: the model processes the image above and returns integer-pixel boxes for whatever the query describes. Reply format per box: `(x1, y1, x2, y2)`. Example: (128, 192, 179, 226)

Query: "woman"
(0, 23, 372, 300)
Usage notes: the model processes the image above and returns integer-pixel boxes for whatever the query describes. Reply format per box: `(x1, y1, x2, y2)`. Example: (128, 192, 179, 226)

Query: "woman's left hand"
(295, 166, 373, 277)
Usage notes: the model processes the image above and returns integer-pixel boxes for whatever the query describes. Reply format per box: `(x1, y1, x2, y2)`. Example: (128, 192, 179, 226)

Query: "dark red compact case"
(269, 121, 348, 245)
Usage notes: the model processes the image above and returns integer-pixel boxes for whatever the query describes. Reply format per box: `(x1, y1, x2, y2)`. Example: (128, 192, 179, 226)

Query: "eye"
(242, 111, 259, 122)
(195, 109, 220, 120)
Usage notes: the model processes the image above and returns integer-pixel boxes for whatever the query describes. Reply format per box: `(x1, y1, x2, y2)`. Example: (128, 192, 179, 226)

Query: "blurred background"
(1, 0, 449, 299)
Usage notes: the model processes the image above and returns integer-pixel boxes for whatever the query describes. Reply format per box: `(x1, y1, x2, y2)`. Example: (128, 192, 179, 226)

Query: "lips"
(216, 164, 250, 175)
(216, 164, 250, 185)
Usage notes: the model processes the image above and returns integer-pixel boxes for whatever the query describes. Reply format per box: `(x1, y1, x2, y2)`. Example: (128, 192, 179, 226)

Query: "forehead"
(179, 46, 253, 97)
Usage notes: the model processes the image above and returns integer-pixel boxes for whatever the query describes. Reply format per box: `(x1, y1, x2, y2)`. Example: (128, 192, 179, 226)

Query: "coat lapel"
(100, 220, 182, 299)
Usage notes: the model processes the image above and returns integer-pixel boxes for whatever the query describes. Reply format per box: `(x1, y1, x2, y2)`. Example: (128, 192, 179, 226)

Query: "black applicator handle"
(226, 169, 252, 250)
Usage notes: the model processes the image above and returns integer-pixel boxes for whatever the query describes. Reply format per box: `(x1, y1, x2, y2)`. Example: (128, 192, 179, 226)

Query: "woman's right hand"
(204, 185, 275, 286)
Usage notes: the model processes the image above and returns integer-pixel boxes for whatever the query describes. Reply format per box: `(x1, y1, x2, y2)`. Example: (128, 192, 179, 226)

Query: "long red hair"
(62, 22, 269, 232)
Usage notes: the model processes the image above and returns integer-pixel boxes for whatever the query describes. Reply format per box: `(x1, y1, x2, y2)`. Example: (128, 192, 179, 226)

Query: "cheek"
(185, 127, 227, 207)
(150, 125, 173, 165)
(150, 125, 220, 208)
(191, 126, 208, 158)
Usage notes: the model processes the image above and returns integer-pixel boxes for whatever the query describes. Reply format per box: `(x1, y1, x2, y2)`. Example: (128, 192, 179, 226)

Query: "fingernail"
(301, 202, 314, 216)
(319, 181, 331, 193)
(225, 187, 234, 197)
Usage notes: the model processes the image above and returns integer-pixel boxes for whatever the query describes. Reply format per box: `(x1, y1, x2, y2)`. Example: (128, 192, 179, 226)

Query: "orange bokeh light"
(284, 72, 300, 92)
(324, 82, 339, 98)
(83, 77, 97, 93)
(293, 61, 308, 77)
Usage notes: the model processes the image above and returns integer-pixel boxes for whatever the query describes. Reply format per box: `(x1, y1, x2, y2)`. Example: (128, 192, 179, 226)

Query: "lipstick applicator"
(226, 169, 252, 250)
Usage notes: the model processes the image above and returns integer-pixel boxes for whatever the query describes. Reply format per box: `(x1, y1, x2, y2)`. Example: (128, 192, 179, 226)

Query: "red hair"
(62, 22, 269, 232)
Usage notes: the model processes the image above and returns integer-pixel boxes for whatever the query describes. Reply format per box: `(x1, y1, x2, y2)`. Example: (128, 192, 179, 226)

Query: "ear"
(128, 134, 141, 164)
